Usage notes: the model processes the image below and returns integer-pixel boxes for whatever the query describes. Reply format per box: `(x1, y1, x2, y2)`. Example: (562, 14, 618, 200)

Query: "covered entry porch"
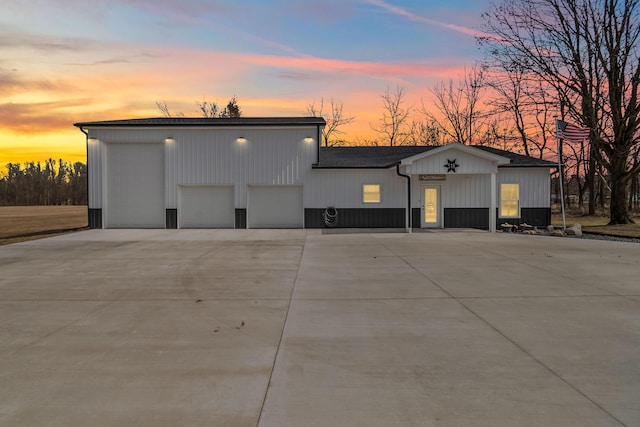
(399, 143, 511, 232)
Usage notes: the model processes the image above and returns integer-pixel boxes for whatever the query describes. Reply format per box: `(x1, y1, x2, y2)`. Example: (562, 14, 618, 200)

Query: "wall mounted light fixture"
(165, 137, 175, 143)
(236, 137, 247, 143)
(304, 137, 314, 143)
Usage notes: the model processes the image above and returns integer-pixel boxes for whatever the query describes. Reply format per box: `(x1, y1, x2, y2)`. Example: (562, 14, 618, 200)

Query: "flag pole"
(555, 124, 567, 231)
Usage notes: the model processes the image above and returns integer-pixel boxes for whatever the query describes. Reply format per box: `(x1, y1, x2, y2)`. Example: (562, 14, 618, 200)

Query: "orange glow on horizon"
(0, 41, 482, 165)
(0, 129, 85, 167)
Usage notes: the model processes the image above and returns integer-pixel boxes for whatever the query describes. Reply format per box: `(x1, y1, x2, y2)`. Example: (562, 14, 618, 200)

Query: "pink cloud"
(363, 0, 496, 39)
(193, 49, 465, 82)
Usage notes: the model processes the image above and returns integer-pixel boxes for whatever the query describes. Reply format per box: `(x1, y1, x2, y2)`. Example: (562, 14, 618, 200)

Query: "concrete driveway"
(1, 229, 639, 426)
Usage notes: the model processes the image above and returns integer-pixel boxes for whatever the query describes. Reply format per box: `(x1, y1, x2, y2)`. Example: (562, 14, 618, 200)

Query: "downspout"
(79, 126, 90, 228)
(316, 124, 322, 165)
(396, 163, 411, 233)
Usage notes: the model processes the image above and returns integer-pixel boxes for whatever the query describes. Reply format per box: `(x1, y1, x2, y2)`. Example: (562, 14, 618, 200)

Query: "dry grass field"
(0, 206, 88, 245)
(1, 206, 638, 244)
(552, 212, 640, 238)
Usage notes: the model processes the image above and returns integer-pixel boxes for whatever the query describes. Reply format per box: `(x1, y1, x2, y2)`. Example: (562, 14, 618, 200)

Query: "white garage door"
(105, 143, 165, 228)
(179, 185, 235, 228)
(248, 185, 303, 228)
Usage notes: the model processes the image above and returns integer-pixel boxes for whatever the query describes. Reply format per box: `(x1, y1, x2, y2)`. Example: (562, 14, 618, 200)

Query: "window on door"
(424, 187, 438, 223)
(362, 184, 381, 203)
(500, 183, 520, 217)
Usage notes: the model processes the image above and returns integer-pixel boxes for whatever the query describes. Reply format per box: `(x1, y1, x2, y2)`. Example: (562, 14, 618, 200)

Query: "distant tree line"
(0, 159, 87, 206)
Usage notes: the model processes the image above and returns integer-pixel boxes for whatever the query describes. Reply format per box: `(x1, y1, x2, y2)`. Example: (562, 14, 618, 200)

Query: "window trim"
(362, 183, 381, 204)
(500, 183, 520, 218)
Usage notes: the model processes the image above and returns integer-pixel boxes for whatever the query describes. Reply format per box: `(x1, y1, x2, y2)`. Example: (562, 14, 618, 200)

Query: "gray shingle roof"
(74, 117, 326, 127)
(315, 146, 557, 168)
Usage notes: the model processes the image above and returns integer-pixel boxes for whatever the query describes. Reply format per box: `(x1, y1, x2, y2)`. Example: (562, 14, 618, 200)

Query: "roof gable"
(400, 142, 510, 166)
(401, 143, 509, 175)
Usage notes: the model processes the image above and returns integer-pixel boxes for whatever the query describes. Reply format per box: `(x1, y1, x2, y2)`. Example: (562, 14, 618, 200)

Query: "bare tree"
(198, 99, 219, 118)
(372, 85, 412, 146)
(353, 136, 381, 146)
(197, 96, 241, 118)
(157, 96, 241, 118)
(155, 100, 184, 118)
(481, 0, 640, 224)
(487, 66, 540, 157)
(156, 100, 174, 117)
(422, 66, 487, 145)
(406, 118, 449, 146)
(219, 96, 242, 118)
(307, 98, 355, 146)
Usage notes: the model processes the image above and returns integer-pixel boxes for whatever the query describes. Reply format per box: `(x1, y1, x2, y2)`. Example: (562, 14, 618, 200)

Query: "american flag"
(556, 119, 590, 143)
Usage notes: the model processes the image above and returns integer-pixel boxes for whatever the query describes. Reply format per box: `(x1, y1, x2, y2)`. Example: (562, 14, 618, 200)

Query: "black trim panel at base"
(166, 209, 178, 229)
(445, 208, 489, 230)
(412, 208, 421, 229)
(88, 208, 102, 229)
(235, 209, 247, 229)
(305, 208, 405, 228)
(409, 207, 552, 230)
(521, 208, 551, 227)
(499, 208, 551, 228)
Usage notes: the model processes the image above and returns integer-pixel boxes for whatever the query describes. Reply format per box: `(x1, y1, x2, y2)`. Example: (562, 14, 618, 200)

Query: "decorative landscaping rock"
(523, 230, 542, 235)
(501, 223, 514, 232)
(566, 223, 583, 237)
(550, 229, 566, 237)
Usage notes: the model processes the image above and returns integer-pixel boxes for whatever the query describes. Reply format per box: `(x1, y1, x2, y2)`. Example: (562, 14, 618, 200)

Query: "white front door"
(421, 186, 442, 228)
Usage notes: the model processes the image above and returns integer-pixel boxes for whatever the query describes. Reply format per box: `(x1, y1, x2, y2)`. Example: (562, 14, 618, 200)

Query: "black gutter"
(396, 163, 411, 231)
(312, 165, 398, 169)
(316, 124, 321, 166)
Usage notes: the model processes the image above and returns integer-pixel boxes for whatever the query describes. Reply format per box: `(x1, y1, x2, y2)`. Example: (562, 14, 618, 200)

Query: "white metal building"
(75, 117, 556, 231)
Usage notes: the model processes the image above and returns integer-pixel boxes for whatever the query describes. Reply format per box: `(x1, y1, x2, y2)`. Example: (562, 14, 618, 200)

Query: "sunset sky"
(0, 0, 493, 166)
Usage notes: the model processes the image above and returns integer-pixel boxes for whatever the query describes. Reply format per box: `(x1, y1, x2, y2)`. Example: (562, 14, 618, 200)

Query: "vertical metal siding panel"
(497, 168, 551, 208)
(306, 169, 405, 208)
(94, 125, 320, 212)
(165, 136, 176, 208)
(476, 175, 490, 207)
(87, 138, 102, 209)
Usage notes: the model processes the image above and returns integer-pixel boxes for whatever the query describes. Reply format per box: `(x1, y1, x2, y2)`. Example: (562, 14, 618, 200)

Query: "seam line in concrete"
(463, 240, 629, 298)
(456, 302, 629, 427)
(456, 294, 632, 300)
(255, 234, 307, 426)
(372, 235, 629, 427)
(476, 243, 640, 305)
(4, 299, 119, 358)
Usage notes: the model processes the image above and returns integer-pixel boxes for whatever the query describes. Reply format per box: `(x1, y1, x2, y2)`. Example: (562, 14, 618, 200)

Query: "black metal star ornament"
(444, 158, 460, 173)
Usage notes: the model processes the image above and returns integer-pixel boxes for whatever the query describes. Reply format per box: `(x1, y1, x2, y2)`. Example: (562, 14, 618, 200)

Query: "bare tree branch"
(372, 85, 412, 146)
(480, 0, 640, 223)
(307, 98, 355, 146)
(422, 66, 488, 145)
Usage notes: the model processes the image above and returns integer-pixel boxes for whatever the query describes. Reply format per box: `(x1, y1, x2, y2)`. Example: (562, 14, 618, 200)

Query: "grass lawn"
(552, 212, 640, 238)
(0, 206, 88, 245)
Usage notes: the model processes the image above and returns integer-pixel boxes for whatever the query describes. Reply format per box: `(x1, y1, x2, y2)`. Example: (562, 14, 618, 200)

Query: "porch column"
(489, 171, 497, 232)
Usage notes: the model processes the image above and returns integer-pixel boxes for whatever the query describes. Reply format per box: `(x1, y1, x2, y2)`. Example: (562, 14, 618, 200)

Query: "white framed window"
(362, 184, 381, 203)
(500, 183, 520, 217)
